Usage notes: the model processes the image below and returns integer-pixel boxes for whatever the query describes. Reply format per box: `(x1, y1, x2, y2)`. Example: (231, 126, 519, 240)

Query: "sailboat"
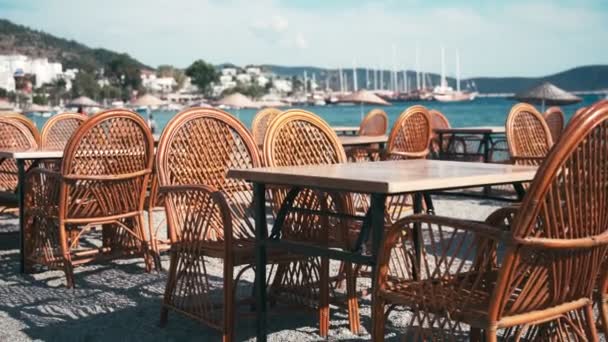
(433, 48, 478, 102)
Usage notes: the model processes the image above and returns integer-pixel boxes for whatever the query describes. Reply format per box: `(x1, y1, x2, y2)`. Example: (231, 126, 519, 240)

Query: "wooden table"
(434, 126, 506, 163)
(227, 159, 537, 341)
(333, 126, 360, 136)
(339, 135, 388, 147)
(0, 149, 63, 273)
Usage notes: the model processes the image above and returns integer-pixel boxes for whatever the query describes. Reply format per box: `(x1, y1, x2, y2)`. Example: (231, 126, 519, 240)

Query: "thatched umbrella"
(338, 90, 391, 119)
(68, 96, 100, 107)
(217, 92, 259, 118)
(217, 93, 259, 109)
(130, 94, 165, 107)
(514, 82, 581, 112)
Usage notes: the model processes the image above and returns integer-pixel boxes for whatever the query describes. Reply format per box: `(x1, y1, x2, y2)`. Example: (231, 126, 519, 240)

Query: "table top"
(228, 159, 536, 194)
(434, 126, 506, 134)
(333, 126, 360, 133)
(339, 135, 388, 147)
(0, 148, 63, 160)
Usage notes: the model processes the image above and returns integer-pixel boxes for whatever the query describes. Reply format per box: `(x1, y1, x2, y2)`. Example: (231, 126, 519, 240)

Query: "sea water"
(27, 95, 603, 132)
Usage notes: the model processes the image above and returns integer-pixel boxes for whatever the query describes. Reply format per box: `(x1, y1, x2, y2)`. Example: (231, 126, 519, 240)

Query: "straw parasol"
(0, 99, 14, 111)
(338, 90, 391, 119)
(130, 94, 165, 107)
(217, 92, 259, 109)
(68, 96, 100, 107)
(514, 82, 582, 112)
(217, 92, 259, 118)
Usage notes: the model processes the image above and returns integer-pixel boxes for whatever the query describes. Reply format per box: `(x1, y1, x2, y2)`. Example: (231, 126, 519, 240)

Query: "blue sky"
(0, 0, 606, 77)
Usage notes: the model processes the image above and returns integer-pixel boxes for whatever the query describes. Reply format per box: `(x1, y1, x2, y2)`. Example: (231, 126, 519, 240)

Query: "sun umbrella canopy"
(338, 90, 390, 106)
(514, 82, 582, 107)
(68, 96, 100, 107)
(131, 94, 165, 107)
(217, 93, 259, 109)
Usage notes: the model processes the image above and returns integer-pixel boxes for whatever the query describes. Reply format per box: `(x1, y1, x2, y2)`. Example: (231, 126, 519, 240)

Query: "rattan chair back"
(40, 113, 86, 150)
(359, 109, 388, 136)
(506, 103, 553, 166)
(386, 105, 432, 159)
(264, 109, 347, 166)
(0, 117, 38, 192)
(156, 107, 260, 241)
(60, 109, 154, 220)
(543, 106, 564, 143)
(430, 109, 450, 130)
(490, 102, 608, 326)
(0, 112, 40, 145)
(251, 107, 282, 147)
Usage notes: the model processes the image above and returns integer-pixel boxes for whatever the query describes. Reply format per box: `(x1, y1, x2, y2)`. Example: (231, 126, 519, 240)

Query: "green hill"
(0, 18, 150, 71)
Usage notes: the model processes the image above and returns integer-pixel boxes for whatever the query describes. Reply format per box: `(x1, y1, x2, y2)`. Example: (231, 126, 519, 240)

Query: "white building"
(273, 79, 293, 93)
(0, 54, 63, 91)
(246, 66, 262, 76)
(235, 73, 252, 84)
(221, 67, 237, 76)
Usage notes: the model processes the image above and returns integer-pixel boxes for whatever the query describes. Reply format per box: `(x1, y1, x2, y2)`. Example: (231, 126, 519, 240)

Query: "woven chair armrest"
(394, 214, 511, 241)
(383, 150, 429, 160)
(159, 184, 234, 245)
(511, 156, 545, 163)
(485, 205, 520, 231)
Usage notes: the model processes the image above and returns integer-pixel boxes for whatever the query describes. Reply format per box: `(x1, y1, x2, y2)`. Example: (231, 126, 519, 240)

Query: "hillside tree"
(185, 59, 218, 95)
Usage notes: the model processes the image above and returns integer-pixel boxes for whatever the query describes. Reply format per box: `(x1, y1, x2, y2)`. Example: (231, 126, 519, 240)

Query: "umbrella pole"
(541, 99, 545, 113)
(360, 103, 364, 121)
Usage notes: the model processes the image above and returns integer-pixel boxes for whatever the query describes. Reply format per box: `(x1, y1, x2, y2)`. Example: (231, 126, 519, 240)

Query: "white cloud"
(1, 0, 606, 77)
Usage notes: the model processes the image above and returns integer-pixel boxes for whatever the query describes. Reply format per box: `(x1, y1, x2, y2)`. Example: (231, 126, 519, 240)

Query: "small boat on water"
(433, 48, 477, 102)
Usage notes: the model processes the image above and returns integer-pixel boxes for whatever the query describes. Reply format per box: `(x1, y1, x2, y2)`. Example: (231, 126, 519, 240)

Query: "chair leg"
(344, 262, 360, 335)
(319, 256, 330, 338)
(585, 304, 600, 342)
(600, 293, 608, 336)
(135, 214, 155, 272)
(371, 298, 386, 342)
(223, 259, 235, 342)
(160, 250, 179, 327)
(58, 223, 75, 288)
(485, 328, 498, 342)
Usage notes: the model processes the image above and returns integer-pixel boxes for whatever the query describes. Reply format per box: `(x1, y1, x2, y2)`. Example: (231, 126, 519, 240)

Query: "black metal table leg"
(17, 159, 25, 274)
(513, 182, 526, 201)
(253, 183, 268, 342)
(438, 133, 444, 160)
(412, 193, 424, 280)
(369, 192, 386, 335)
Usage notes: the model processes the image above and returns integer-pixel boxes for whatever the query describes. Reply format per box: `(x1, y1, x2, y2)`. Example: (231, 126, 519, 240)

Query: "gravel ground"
(0, 196, 583, 341)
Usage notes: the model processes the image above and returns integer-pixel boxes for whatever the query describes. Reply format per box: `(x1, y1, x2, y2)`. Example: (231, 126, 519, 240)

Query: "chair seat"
(378, 271, 499, 328)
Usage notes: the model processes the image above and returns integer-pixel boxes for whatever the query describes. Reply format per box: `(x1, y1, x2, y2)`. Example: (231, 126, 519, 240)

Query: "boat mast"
(415, 46, 420, 90)
(456, 49, 461, 92)
(338, 67, 343, 93)
(440, 46, 447, 88)
(352, 59, 358, 91)
(403, 69, 407, 93)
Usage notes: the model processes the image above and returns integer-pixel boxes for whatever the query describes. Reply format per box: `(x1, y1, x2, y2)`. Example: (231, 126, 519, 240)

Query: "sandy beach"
(0, 196, 538, 341)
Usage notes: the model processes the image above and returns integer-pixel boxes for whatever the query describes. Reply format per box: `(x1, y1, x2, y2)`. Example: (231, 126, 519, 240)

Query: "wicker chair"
(428, 109, 477, 160)
(251, 107, 282, 147)
(156, 107, 303, 341)
(40, 113, 86, 150)
(23, 109, 154, 287)
(347, 108, 388, 162)
(543, 106, 565, 143)
(0, 117, 38, 209)
(574, 107, 588, 117)
(386, 105, 432, 160)
(372, 102, 608, 341)
(506, 103, 553, 166)
(263, 109, 360, 336)
(0, 112, 41, 145)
